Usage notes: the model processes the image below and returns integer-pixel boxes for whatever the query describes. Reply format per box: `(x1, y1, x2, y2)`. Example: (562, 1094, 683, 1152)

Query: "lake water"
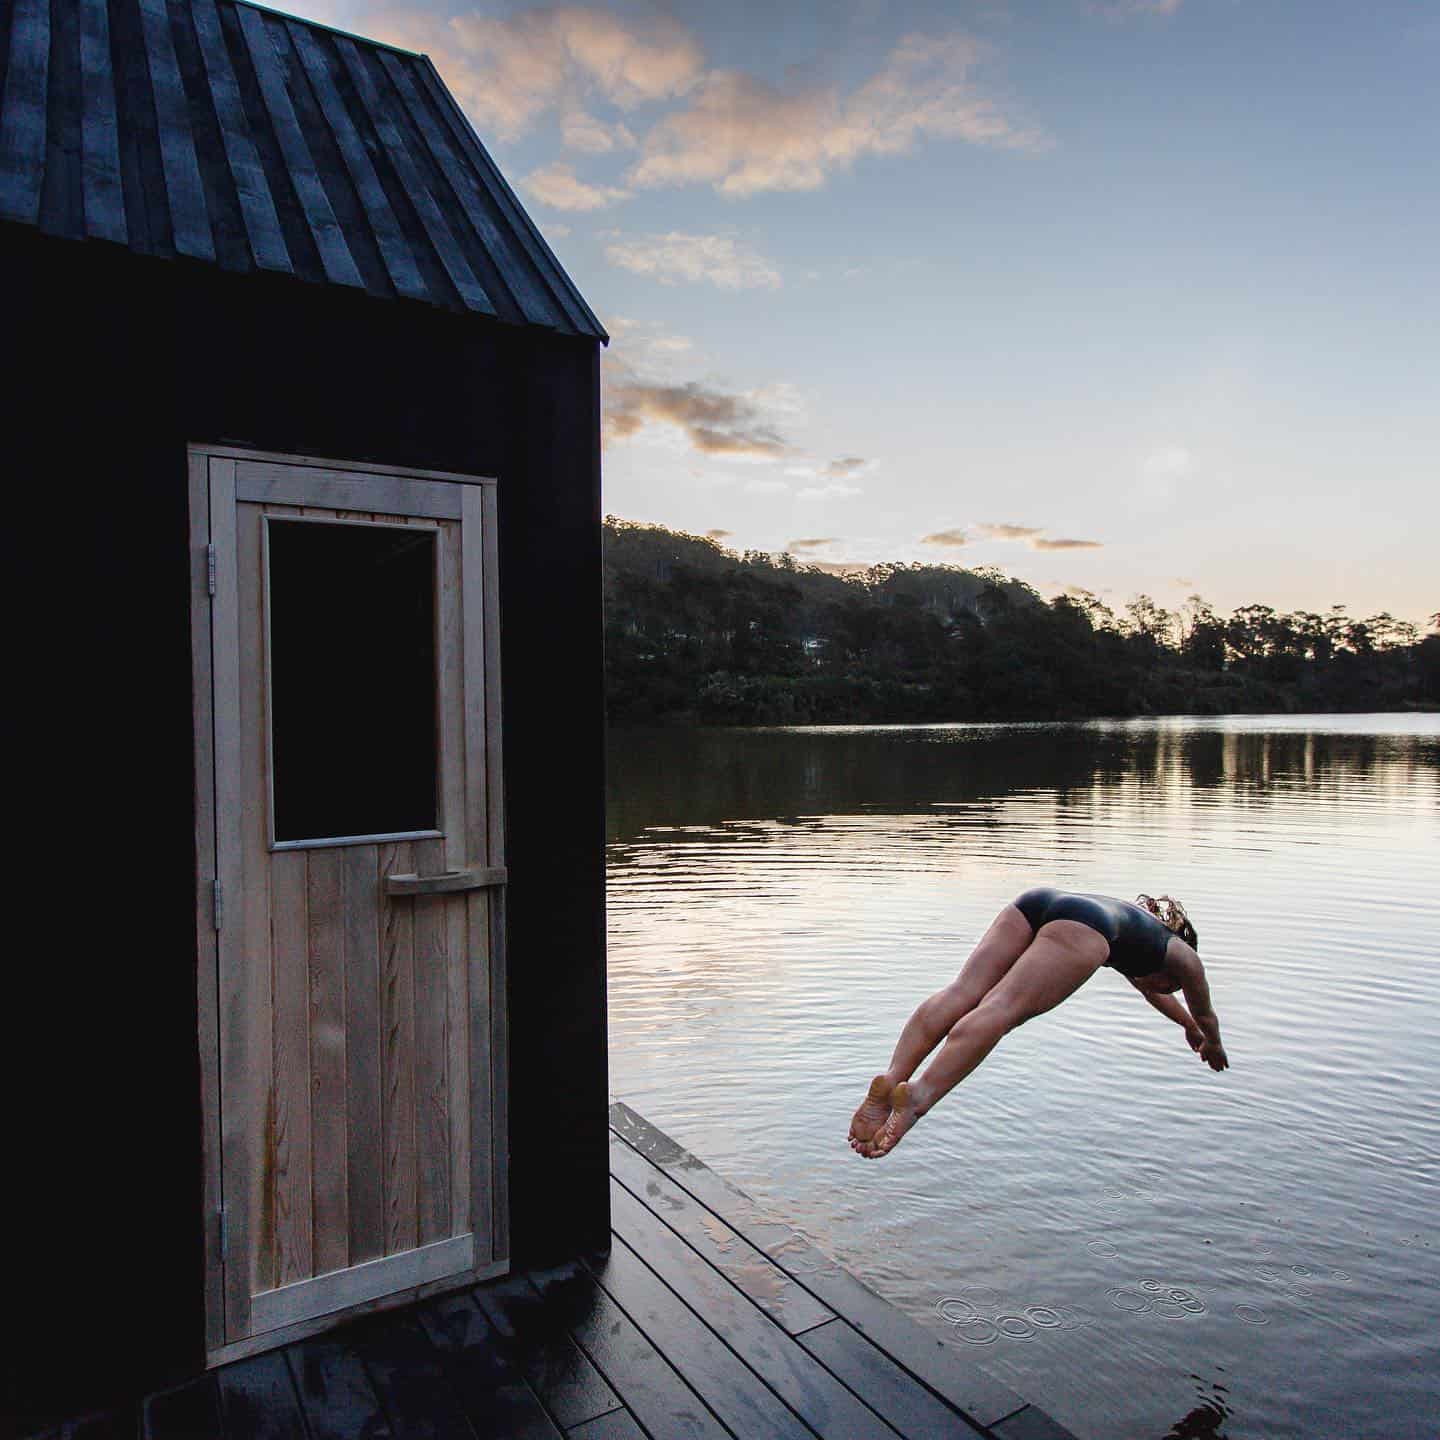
(605, 716, 1440, 1440)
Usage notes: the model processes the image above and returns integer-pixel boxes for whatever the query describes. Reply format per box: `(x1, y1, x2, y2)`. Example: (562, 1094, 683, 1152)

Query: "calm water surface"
(605, 716, 1440, 1440)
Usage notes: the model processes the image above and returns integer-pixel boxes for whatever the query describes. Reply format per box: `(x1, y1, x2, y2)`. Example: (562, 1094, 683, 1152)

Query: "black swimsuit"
(1013, 887, 1174, 979)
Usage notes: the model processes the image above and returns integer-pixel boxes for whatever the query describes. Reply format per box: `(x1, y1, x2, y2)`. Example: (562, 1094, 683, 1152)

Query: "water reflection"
(608, 719, 1439, 842)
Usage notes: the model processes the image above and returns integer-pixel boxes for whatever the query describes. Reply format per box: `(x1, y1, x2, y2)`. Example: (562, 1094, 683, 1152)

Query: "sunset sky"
(289, 0, 1437, 624)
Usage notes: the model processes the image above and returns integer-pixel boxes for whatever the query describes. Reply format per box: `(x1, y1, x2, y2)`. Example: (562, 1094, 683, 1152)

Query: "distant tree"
(1226, 603, 1276, 661)
(975, 580, 1011, 624)
(1061, 588, 1119, 634)
(1343, 617, 1374, 656)
(1419, 634, 1440, 700)
(1180, 595, 1226, 671)
(1324, 604, 1352, 654)
(1290, 611, 1333, 663)
(1363, 613, 1420, 651)
(1125, 594, 1176, 647)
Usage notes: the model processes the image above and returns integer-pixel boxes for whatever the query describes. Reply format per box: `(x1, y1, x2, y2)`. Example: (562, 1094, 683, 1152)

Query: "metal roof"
(0, 0, 607, 338)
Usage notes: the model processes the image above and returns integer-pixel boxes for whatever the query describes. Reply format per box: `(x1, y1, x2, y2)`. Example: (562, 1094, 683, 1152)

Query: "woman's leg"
(859, 919, 1109, 1158)
(849, 903, 1035, 1148)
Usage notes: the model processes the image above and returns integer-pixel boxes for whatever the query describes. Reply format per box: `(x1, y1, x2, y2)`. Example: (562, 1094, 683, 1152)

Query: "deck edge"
(607, 1100, 1083, 1439)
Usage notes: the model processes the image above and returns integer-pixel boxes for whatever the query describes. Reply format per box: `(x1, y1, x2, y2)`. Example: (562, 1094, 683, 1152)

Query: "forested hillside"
(602, 519, 1440, 726)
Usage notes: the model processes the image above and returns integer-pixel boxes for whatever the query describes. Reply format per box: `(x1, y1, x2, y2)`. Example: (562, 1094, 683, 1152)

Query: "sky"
(288, 0, 1438, 624)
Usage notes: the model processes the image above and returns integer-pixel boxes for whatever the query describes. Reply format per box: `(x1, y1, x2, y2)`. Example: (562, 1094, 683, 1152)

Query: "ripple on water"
(952, 1318, 1000, 1345)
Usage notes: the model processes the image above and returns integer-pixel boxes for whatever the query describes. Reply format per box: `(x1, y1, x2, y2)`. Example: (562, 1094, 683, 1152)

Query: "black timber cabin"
(1, 0, 609, 1427)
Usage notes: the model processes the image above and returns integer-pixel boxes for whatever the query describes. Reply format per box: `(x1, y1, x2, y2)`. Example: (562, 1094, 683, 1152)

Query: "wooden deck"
(35, 1104, 1077, 1440)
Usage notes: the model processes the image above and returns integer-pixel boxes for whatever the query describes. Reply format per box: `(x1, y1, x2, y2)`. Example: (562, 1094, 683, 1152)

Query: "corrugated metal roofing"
(0, 0, 607, 338)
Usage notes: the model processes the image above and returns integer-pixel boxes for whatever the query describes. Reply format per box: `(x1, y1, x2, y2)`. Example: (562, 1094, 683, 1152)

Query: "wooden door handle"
(384, 866, 507, 896)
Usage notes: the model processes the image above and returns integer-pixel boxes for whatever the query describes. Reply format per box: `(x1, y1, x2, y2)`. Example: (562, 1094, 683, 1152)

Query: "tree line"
(603, 518, 1440, 726)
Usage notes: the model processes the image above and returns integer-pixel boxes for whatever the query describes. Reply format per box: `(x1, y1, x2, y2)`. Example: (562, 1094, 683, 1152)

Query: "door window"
(266, 518, 439, 845)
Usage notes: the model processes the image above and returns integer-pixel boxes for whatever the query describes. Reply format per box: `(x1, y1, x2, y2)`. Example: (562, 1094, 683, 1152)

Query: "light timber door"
(189, 447, 508, 1365)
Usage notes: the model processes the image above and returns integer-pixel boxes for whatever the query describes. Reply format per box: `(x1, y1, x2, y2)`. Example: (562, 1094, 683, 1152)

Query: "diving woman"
(848, 889, 1227, 1159)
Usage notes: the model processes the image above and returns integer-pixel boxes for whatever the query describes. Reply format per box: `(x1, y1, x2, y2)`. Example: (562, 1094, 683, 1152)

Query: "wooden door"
(189, 448, 508, 1364)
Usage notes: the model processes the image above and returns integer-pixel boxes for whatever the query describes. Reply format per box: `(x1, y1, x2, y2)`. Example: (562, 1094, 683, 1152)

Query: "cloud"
(787, 537, 838, 552)
(974, 522, 1043, 541)
(523, 162, 630, 211)
(956, 521, 1104, 551)
(628, 31, 1044, 198)
(705, 528, 733, 541)
(546, 222, 572, 238)
(561, 107, 636, 154)
(824, 456, 868, 477)
(604, 375, 791, 458)
(605, 231, 781, 289)
(371, 4, 704, 143)
(606, 317, 693, 363)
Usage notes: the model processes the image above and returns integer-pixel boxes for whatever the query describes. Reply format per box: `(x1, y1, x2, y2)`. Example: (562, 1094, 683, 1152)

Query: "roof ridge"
(0, 0, 605, 337)
(229, 0, 424, 62)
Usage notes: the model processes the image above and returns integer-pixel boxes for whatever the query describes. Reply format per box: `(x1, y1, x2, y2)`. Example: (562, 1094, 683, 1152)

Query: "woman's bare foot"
(849, 1074, 894, 1151)
(863, 1081, 923, 1159)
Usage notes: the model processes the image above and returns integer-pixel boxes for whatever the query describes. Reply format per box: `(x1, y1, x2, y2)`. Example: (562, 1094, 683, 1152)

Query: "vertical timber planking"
(270, 849, 312, 1283)
(437, 522, 471, 1237)
(481, 483, 508, 1264)
(254, 502, 301, 1292)
(189, 449, 225, 1354)
(380, 841, 418, 1256)
(460, 484, 498, 1263)
(343, 844, 384, 1266)
(235, 498, 276, 1308)
(211, 458, 254, 1342)
(307, 847, 348, 1276)
(412, 837, 452, 1245)
(201, 461, 512, 1359)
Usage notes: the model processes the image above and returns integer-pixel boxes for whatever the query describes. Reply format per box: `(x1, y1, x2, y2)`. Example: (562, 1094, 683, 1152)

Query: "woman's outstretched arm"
(1170, 946, 1229, 1071)
(1134, 985, 1205, 1051)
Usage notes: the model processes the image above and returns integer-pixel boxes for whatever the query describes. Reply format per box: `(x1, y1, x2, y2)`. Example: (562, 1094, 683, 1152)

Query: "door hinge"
(213, 878, 224, 931)
(218, 1205, 229, 1261)
(207, 544, 217, 596)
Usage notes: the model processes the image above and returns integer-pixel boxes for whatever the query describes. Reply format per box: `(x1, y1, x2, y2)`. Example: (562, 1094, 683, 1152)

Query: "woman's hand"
(1199, 1039, 1228, 1072)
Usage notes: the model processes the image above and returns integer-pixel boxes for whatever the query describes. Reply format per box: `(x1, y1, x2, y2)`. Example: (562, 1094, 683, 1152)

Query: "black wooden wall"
(2, 224, 609, 1430)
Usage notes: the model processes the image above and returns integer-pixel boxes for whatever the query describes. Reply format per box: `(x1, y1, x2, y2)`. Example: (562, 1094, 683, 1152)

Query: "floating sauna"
(1, 0, 608, 1423)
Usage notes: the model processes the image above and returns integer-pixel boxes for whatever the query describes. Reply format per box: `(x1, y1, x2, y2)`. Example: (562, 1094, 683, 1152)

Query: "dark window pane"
(268, 520, 438, 843)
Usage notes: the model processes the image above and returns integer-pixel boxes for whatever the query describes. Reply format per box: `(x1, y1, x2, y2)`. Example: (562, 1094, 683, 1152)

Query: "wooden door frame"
(188, 445, 509, 1366)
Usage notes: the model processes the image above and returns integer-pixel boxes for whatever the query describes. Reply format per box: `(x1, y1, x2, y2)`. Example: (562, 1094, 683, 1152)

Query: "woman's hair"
(1137, 893, 1198, 949)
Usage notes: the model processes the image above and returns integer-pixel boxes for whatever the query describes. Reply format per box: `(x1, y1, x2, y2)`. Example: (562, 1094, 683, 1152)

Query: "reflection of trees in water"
(607, 724, 1438, 841)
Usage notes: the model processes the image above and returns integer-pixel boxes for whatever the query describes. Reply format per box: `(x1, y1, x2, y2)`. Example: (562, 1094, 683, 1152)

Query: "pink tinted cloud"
(629, 32, 1045, 198)
(604, 375, 790, 459)
(365, 4, 702, 142)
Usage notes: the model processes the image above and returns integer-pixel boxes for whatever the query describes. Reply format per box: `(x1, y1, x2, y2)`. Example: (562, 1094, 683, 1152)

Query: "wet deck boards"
(34, 1105, 1078, 1440)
